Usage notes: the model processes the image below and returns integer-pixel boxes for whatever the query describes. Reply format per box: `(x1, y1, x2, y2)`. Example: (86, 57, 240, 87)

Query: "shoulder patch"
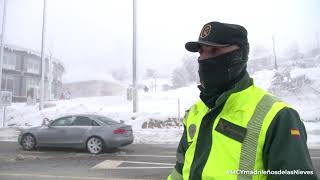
(291, 128, 300, 138)
(189, 124, 197, 140)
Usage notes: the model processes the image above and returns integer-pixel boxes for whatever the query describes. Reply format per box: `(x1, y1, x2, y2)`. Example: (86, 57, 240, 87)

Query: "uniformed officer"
(168, 21, 318, 180)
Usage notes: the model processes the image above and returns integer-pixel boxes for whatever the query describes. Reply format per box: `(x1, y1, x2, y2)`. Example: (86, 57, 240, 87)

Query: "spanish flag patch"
(291, 128, 300, 136)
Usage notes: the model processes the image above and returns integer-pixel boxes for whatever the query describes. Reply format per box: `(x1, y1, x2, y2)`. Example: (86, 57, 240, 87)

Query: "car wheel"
(86, 137, 104, 154)
(21, 134, 36, 151)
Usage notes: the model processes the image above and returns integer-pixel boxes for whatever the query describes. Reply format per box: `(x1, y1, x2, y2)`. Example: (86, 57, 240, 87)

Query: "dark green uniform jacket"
(174, 73, 318, 180)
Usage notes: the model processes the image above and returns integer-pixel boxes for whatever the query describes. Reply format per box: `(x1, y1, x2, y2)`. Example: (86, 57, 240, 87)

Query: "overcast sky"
(1, 0, 320, 83)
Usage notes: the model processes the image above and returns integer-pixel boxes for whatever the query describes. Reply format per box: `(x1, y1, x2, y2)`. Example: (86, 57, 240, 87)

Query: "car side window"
(96, 117, 118, 125)
(73, 116, 93, 126)
(91, 120, 100, 126)
(50, 116, 75, 126)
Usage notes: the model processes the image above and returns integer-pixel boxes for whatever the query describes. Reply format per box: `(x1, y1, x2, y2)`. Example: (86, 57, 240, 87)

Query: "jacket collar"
(199, 71, 253, 109)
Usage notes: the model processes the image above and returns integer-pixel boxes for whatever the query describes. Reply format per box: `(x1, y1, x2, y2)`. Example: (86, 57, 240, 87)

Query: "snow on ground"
(0, 84, 198, 144)
(291, 67, 320, 81)
(251, 69, 275, 90)
(1, 67, 320, 147)
(0, 128, 20, 142)
(134, 128, 183, 144)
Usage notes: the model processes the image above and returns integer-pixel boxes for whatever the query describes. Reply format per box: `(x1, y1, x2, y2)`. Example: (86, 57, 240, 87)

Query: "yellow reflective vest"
(169, 85, 289, 180)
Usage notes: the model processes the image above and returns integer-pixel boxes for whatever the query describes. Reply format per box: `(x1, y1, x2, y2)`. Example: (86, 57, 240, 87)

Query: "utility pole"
(316, 32, 319, 49)
(154, 78, 157, 92)
(272, 35, 278, 70)
(132, 0, 138, 113)
(39, 0, 47, 110)
(0, 0, 8, 92)
(177, 98, 180, 121)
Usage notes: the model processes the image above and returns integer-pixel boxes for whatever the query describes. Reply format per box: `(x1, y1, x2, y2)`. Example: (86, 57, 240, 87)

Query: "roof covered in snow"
(4, 44, 62, 64)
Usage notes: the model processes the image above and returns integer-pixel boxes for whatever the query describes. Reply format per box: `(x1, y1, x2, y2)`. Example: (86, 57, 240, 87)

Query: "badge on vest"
(189, 124, 197, 140)
(215, 118, 247, 143)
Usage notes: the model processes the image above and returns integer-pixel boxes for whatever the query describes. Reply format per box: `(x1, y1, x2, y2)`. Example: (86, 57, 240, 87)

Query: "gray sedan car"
(18, 114, 134, 154)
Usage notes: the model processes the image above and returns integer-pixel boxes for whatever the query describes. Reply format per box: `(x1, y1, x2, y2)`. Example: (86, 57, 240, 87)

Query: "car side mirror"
(42, 118, 51, 126)
(47, 122, 54, 128)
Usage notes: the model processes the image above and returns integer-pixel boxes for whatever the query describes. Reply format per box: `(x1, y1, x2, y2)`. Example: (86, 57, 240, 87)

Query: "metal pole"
(0, 0, 8, 92)
(3, 106, 5, 127)
(39, 0, 47, 110)
(272, 35, 278, 70)
(154, 78, 157, 92)
(177, 99, 180, 121)
(316, 32, 319, 49)
(132, 0, 138, 113)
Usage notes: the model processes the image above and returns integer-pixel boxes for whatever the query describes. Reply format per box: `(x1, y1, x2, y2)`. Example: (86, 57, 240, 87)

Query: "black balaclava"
(198, 47, 248, 108)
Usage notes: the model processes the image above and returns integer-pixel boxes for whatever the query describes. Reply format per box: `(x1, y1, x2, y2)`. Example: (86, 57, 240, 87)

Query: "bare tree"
(171, 54, 199, 88)
(172, 67, 188, 88)
(181, 54, 199, 83)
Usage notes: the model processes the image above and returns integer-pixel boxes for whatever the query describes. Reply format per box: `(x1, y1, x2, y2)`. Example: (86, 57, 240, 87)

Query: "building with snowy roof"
(1, 44, 64, 102)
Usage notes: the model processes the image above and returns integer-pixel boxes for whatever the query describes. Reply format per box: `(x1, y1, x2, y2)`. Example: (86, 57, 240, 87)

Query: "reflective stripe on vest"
(182, 85, 288, 180)
(238, 94, 278, 180)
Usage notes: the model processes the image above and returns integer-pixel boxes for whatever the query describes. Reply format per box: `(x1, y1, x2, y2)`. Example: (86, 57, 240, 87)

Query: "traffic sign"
(0, 91, 12, 106)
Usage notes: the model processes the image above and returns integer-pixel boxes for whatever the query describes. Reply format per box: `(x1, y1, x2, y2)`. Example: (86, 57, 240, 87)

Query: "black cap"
(185, 21, 248, 52)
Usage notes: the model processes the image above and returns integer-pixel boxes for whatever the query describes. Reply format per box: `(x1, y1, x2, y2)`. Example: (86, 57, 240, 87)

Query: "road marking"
(0, 173, 142, 180)
(121, 160, 175, 166)
(116, 154, 175, 158)
(91, 160, 123, 169)
(91, 160, 175, 170)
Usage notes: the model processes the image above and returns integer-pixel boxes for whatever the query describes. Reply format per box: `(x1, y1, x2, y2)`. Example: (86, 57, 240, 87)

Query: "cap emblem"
(200, 24, 212, 38)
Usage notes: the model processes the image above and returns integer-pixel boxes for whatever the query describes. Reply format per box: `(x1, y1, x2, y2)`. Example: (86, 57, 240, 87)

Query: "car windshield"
(95, 116, 119, 125)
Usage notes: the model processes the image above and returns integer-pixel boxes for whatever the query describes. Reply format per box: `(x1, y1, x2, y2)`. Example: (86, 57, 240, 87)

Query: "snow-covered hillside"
(1, 66, 320, 147)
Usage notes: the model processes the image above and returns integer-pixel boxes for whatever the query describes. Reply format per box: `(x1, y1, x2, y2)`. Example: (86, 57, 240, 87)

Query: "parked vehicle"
(18, 114, 134, 154)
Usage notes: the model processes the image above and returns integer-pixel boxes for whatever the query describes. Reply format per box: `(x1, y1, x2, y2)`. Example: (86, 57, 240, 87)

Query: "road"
(0, 141, 319, 180)
(0, 142, 176, 180)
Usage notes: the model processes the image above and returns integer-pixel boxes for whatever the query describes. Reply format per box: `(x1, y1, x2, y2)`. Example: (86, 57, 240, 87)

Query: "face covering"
(198, 49, 246, 94)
